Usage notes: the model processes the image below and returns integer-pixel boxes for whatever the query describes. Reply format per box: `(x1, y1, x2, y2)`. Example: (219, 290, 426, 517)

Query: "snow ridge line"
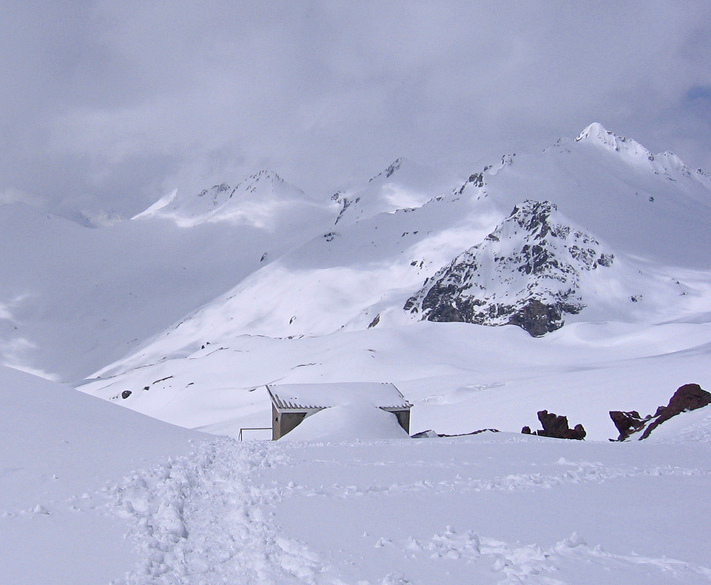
(274, 460, 709, 500)
(106, 439, 330, 585)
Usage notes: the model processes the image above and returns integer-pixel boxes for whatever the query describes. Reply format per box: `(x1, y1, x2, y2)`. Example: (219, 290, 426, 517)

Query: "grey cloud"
(1, 1, 710, 216)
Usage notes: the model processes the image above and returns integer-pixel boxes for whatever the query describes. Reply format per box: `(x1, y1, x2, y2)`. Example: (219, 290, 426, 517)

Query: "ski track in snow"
(105, 437, 711, 585)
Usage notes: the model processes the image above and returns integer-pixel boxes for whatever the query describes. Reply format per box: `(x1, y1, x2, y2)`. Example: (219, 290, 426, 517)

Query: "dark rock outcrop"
(610, 383, 711, 441)
(508, 300, 567, 338)
(537, 410, 587, 440)
(522, 410, 586, 440)
(404, 200, 614, 336)
(609, 410, 648, 441)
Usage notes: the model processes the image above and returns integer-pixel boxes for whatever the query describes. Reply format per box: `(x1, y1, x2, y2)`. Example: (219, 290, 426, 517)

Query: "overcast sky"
(2, 1, 710, 217)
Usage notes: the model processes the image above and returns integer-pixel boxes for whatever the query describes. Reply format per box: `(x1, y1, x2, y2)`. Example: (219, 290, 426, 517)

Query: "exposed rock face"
(609, 410, 647, 441)
(333, 194, 360, 225)
(532, 410, 587, 440)
(610, 383, 711, 441)
(661, 383, 711, 413)
(522, 411, 586, 440)
(508, 299, 567, 338)
(404, 200, 614, 336)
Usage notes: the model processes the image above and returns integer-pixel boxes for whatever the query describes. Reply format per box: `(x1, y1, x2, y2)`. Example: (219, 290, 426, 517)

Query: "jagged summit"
(236, 169, 287, 191)
(574, 123, 710, 187)
(131, 169, 325, 228)
(334, 157, 460, 226)
(368, 158, 406, 182)
(404, 200, 615, 336)
(575, 122, 653, 159)
(452, 123, 711, 268)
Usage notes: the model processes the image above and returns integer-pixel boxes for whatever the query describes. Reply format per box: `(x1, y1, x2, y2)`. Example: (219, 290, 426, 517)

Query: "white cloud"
(0, 187, 46, 207)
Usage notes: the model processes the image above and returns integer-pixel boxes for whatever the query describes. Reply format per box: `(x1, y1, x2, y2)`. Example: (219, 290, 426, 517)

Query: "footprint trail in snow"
(108, 439, 327, 584)
(106, 434, 711, 585)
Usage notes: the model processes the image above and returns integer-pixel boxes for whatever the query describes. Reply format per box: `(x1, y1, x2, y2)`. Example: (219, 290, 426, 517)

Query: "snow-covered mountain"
(475, 122, 711, 268)
(332, 157, 462, 226)
(404, 200, 617, 336)
(403, 198, 695, 336)
(4, 122, 708, 384)
(0, 172, 335, 381)
(133, 170, 331, 230)
(75, 123, 711, 444)
(4, 124, 711, 584)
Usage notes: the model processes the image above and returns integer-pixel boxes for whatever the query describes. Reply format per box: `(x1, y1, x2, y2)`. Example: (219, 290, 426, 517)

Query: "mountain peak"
(240, 169, 285, 187)
(131, 168, 313, 227)
(369, 158, 405, 183)
(405, 200, 615, 336)
(573, 124, 711, 190)
(576, 122, 611, 142)
(575, 123, 654, 161)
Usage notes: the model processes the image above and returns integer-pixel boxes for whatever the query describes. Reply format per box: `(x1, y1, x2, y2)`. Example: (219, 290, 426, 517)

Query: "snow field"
(4, 123, 711, 583)
(262, 433, 711, 584)
(106, 431, 711, 584)
(80, 318, 711, 441)
(0, 365, 200, 585)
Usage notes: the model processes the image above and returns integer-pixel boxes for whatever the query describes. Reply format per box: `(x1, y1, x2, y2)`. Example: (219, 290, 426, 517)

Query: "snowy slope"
(8, 363, 711, 584)
(0, 172, 335, 382)
(474, 122, 711, 268)
(104, 422, 711, 584)
(78, 124, 711, 443)
(0, 365, 200, 585)
(79, 317, 711, 441)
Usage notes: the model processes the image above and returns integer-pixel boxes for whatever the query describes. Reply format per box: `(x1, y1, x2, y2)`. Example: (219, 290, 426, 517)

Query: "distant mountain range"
(0, 123, 709, 436)
(92, 122, 710, 359)
(46, 123, 707, 438)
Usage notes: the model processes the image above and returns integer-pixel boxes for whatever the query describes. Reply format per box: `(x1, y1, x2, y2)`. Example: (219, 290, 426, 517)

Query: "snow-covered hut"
(266, 382, 411, 440)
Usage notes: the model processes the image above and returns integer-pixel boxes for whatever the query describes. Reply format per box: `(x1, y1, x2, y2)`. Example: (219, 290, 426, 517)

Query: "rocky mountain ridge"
(132, 169, 327, 229)
(71, 123, 711, 445)
(404, 200, 615, 336)
(575, 123, 711, 188)
(0, 123, 709, 384)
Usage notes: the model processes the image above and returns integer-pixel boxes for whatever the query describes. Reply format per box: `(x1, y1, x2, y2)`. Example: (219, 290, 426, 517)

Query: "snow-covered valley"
(5, 369, 711, 584)
(1, 124, 711, 583)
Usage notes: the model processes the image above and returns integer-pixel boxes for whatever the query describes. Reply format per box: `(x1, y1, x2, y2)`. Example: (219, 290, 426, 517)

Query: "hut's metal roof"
(267, 382, 410, 412)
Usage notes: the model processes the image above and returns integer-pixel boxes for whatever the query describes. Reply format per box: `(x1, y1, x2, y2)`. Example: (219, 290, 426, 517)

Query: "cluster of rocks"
(522, 410, 587, 440)
(610, 383, 711, 441)
(411, 384, 709, 442)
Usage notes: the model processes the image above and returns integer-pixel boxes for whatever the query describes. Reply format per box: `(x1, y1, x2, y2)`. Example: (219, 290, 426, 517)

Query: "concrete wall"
(392, 409, 410, 434)
(272, 405, 308, 440)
